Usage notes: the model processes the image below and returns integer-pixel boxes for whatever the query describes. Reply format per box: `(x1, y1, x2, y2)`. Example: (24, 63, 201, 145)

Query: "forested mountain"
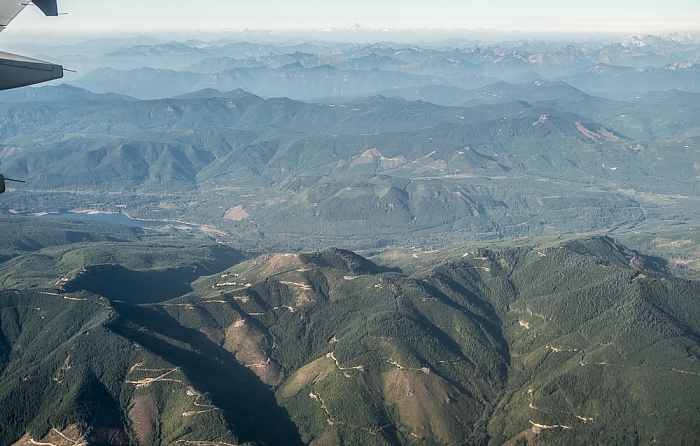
(1, 219, 698, 445)
(1, 80, 698, 253)
(1, 33, 699, 445)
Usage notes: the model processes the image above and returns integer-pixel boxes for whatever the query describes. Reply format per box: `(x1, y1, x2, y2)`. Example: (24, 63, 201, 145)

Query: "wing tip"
(32, 0, 59, 17)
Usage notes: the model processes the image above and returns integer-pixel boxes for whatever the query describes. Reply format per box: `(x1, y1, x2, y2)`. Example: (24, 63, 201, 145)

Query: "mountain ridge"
(1, 229, 698, 445)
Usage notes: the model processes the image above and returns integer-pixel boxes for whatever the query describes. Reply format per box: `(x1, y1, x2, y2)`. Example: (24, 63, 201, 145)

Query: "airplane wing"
(0, 0, 63, 90)
(0, 0, 59, 33)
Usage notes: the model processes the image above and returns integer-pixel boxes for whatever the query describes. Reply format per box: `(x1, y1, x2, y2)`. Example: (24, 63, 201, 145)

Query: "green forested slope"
(0, 218, 698, 445)
(423, 236, 700, 445)
(2, 85, 698, 255)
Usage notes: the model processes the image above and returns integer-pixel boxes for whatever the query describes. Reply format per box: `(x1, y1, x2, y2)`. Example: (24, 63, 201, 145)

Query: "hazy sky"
(4, 0, 700, 35)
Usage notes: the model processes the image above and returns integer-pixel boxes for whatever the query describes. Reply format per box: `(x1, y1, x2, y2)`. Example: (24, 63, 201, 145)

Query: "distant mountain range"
(53, 33, 700, 99)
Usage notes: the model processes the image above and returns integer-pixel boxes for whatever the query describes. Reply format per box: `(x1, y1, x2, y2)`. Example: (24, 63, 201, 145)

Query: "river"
(31, 211, 198, 229)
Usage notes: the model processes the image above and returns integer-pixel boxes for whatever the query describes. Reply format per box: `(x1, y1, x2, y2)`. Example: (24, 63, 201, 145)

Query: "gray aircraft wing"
(0, 0, 63, 90)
